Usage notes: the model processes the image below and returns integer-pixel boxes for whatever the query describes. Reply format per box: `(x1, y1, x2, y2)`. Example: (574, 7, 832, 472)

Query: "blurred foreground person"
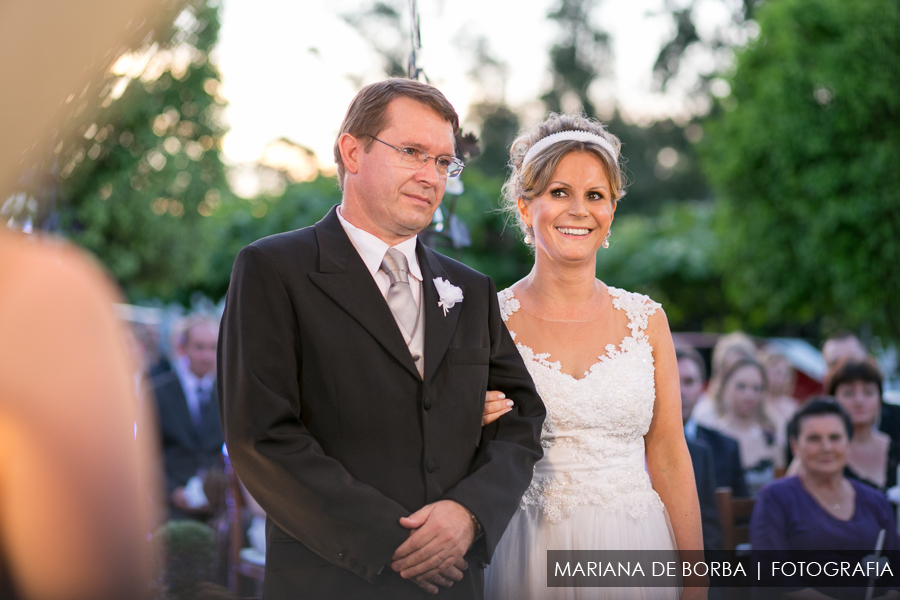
(751, 399, 900, 600)
(153, 314, 223, 520)
(0, 230, 160, 600)
(828, 359, 900, 492)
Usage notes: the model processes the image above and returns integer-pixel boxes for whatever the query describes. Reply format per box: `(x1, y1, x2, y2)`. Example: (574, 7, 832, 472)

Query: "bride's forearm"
(647, 445, 704, 552)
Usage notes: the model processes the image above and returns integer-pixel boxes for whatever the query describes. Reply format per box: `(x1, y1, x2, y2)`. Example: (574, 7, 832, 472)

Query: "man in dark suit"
(218, 79, 545, 599)
(154, 314, 223, 520)
(686, 439, 723, 551)
(677, 346, 749, 498)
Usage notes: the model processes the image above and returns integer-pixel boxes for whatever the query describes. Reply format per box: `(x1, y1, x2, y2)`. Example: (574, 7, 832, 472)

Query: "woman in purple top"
(751, 398, 900, 599)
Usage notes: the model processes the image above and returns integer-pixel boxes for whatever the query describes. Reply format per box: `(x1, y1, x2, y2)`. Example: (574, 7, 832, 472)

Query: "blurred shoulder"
(0, 231, 121, 315)
(850, 478, 892, 511)
(757, 475, 802, 504)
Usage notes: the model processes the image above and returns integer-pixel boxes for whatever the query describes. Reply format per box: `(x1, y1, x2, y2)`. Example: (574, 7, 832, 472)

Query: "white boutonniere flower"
(433, 277, 463, 316)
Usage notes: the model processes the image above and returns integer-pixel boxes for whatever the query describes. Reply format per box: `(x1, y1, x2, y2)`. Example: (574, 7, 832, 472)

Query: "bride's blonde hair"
(501, 113, 625, 246)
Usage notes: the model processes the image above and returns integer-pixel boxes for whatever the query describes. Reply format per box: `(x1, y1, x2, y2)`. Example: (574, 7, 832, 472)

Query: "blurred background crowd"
(1, 0, 897, 597)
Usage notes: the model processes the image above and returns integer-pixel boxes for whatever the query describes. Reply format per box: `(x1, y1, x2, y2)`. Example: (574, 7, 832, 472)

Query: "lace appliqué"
(497, 286, 665, 523)
(520, 466, 663, 524)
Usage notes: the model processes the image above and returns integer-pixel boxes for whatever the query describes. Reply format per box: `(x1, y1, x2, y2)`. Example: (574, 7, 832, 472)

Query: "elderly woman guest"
(828, 359, 900, 492)
(710, 357, 783, 495)
(751, 399, 900, 599)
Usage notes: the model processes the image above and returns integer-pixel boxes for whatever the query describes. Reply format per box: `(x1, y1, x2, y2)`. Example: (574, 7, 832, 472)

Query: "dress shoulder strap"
(608, 287, 661, 340)
(497, 288, 520, 323)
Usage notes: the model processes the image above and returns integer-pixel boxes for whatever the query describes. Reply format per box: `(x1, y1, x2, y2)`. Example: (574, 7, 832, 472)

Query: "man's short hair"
(822, 328, 860, 347)
(332, 78, 460, 190)
(675, 345, 707, 382)
(175, 313, 220, 348)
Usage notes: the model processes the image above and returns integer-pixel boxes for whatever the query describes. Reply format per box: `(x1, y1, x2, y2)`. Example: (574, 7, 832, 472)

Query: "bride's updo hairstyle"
(501, 112, 625, 245)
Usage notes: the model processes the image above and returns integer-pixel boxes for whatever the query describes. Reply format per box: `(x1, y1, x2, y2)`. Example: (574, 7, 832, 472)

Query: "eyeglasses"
(366, 135, 465, 178)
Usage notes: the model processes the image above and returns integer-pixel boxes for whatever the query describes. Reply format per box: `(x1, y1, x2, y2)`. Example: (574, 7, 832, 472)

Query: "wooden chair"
(774, 466, 787, 479)
(224, 453, 265, 598)
(715, 486, 756, 552)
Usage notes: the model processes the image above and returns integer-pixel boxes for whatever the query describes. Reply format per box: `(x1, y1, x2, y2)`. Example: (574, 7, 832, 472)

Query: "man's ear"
(338, 133, 362, 175)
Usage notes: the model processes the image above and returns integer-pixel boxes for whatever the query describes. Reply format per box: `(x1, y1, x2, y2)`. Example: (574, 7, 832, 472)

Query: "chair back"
(715, 486, 756, 551)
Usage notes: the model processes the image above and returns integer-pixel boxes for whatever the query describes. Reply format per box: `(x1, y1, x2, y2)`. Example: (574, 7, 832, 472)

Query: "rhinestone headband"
(521, 130, 617, 170)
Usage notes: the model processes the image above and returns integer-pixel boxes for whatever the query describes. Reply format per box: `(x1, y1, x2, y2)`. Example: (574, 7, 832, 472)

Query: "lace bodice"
(499, 287, 665, 524)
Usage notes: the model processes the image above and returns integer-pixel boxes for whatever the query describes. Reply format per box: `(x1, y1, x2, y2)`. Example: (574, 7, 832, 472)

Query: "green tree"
(701, 0, 900, 341)
(601, 202, 730, 332)
(51, 0, 233, 302)
(541, 0, 610, 118)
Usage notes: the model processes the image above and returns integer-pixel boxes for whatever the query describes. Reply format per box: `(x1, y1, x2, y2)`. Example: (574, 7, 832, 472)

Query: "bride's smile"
(518, 150, 616, 265)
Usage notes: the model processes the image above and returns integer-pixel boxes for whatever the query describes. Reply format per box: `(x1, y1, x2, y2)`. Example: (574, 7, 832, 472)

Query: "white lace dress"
(484, 288, 679, 600)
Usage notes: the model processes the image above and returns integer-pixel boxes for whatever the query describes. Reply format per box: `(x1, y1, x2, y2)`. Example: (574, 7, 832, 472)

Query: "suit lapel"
(308, 207, 420, 379)
(418, 243, 462, 384)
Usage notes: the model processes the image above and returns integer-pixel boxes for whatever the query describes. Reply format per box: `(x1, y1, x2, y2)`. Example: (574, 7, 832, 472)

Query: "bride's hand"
(483, 390, 513, 426)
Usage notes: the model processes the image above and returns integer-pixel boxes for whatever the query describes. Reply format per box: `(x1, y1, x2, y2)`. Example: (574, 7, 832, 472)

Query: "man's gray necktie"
(380, 248, 419, 339)
(193, 385, 207, 432)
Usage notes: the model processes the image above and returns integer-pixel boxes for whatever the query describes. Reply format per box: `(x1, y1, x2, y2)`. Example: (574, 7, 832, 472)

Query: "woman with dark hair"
(828, 359, 900, 491)
(751, 399, 900, 599)
(710, 357, 783, 495)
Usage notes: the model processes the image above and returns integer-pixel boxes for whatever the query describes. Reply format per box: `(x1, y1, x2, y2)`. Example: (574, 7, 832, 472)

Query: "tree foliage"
(541, 0, 610, 117)
(701, 0, 900, 341)
(601, 202, 730, 332)
(52, 1, 233, 302)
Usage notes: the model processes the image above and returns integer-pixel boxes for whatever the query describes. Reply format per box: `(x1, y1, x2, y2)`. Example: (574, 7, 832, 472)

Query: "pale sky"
(215, 0, 736, 171)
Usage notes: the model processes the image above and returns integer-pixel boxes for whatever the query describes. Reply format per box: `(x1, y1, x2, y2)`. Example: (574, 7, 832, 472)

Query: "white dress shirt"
(337, 206, 425, 377)
(174, 355, 215, 429)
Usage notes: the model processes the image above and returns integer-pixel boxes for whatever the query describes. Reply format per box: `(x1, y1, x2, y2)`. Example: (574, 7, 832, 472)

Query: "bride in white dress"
(482, 114, 704, 599)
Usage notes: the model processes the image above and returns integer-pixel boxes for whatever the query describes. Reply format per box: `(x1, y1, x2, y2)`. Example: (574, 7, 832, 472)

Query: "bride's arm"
(644, 307, 707, 597)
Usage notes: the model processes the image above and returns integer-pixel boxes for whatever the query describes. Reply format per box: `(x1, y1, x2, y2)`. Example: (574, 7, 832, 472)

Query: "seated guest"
(822, 329, 868, 369)
(751, 400, 900, 598)
(685, 439, 723, 551)
(828, 359, 900, 491)
(679, 346, 748, 502)
(691, 331, 757, 427)
(821, 330, 900, 444)
(760, 347, 799, 448)
(711, 358, 783, 496)
(153, 314, 223, 520)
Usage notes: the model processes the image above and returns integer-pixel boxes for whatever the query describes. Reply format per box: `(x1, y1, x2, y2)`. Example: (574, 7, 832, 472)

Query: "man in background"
(153, 313, 223, 520)
(679, 346, 749, 500)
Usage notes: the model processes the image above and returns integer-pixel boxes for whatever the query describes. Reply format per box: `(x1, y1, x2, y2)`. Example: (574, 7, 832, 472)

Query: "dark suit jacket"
(218, 207, 545, 600)
(153, 371, 224, 505)
(686, 439, 722, 551)
(695, 425, 749, 498)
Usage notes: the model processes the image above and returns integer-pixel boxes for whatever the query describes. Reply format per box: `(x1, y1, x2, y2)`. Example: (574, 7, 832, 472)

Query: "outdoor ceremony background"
(5, 0, 898, 354)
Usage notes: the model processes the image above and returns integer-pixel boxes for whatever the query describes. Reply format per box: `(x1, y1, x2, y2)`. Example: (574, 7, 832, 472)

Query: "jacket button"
(338, 549, 348, 559)
(424, 399, 432, 410)
(426, 459, 436, 473)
